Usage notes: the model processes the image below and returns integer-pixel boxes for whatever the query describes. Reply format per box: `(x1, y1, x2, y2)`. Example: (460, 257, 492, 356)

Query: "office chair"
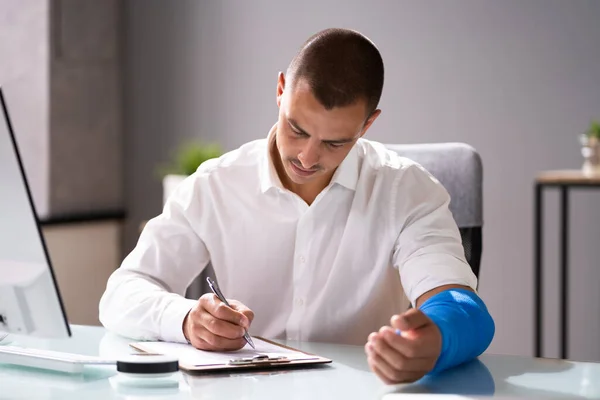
(185, 142, 483, 299)
(385, 143, 483, 279)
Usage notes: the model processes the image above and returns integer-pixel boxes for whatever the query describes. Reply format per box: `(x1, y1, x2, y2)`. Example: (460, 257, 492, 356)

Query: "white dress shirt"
(99, 130, 477, 346)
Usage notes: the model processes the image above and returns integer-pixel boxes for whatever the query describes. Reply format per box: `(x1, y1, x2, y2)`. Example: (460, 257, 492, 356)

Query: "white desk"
(0, 325, 599, 399)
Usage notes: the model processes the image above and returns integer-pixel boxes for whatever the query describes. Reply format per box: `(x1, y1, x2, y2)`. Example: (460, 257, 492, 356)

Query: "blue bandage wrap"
(419, 288, 495, 375)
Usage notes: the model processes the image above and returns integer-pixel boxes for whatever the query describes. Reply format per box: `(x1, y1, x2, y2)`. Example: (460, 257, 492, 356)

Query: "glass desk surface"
(1, 325, 599, 399)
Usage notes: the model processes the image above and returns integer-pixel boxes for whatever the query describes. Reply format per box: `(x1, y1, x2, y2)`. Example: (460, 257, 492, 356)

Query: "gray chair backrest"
(385, 143, 483, 278)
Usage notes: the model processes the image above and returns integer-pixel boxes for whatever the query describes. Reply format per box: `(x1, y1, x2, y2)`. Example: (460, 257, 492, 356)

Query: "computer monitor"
(0, 87, 70, 339)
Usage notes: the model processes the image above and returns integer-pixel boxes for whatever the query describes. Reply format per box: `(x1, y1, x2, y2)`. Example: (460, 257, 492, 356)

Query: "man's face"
(275, 74, 380, 189)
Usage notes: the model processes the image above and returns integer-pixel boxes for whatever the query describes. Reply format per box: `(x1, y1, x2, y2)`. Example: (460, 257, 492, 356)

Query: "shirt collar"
(329, 143, 359, 191)
(259, 125, 282, 193)
(259, 126, 360, 193)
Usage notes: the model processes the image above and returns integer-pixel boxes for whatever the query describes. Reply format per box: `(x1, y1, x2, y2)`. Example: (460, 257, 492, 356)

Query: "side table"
(534, 169, 600, 359)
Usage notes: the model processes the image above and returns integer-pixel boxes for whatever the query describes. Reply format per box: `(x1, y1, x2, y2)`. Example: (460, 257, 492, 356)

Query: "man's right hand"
(183, 293, 254, 351)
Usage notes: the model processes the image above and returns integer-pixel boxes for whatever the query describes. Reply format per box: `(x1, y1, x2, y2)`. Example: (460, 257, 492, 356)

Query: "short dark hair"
(286, 28, 384, 117)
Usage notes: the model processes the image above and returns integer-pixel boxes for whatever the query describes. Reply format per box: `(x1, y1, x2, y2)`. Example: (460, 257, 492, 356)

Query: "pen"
(206, 277, 256, 350)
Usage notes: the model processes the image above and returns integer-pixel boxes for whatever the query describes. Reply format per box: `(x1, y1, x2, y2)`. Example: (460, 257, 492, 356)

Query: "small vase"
(579, 134, 600, 176)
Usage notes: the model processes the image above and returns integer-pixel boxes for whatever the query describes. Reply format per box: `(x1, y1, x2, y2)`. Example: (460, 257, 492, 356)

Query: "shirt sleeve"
(391, 164, 478, 306)
(99, 174, 210, 343)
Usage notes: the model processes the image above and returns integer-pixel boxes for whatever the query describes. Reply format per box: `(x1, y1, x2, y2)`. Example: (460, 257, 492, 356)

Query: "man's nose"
(298, 140, 320, 169)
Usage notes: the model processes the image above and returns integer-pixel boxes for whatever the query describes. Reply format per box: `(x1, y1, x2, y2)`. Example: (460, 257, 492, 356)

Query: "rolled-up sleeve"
(391, 164, 477, 306)
(99, 174, 210, 342)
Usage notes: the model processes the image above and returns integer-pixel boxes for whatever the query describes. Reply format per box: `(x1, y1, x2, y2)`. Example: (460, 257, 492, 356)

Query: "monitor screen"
(0, 88, 70, 338)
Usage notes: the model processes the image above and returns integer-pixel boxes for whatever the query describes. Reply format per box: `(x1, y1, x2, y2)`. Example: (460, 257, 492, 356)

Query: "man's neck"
(289, 179, 329, 206)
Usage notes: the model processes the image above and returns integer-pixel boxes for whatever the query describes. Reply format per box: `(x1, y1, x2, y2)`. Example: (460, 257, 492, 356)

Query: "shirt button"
(299, 255, 305, 263)
(295, 298, 304, 306)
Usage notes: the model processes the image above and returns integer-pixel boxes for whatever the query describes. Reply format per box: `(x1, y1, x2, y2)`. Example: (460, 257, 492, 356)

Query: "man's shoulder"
(356, 138, 427, 178)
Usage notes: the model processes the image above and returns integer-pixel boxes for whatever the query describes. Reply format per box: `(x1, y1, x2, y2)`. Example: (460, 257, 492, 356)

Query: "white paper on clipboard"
(131, 337, 315, 367)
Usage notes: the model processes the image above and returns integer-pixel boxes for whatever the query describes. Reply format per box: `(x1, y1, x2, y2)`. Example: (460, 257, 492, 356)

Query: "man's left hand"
(365, 308, 442, 384)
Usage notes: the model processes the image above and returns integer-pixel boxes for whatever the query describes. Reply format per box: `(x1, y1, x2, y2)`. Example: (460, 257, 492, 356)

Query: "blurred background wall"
(1, 0, 123, 325)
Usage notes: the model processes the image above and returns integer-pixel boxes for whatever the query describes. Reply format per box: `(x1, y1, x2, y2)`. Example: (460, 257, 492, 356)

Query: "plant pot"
(580, 135, 600, 176)
(162, 174, 187, 205)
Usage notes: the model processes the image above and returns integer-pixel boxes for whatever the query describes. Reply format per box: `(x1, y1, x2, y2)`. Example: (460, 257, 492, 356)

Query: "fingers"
(366, 342, 426, 384)
(365, 321, 441, 385)
(370, 330, 436, 371)
(201, 294, 250, 328)
(188, 330, 246, 351)
(184, 294, 254, 351)
(199, 310, 246, 339)
(379, 326, 441, 359)
(370, 364, 395, 385)
(186, 311, 246, 352)
(391, 308, 431, 332)
(229, 299, 255, 328)
(196, 326, 247, 351)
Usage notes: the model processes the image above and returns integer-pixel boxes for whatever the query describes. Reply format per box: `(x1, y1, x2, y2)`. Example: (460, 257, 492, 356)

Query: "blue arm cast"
(419, 288, 495, 375)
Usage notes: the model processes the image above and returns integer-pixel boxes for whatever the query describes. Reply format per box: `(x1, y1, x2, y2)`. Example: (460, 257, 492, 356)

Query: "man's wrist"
(182, 310, 191, 342)
(160, 297, 197, 343)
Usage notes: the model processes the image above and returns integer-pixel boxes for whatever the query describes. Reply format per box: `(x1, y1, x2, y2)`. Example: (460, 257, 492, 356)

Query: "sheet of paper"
(131, 337, 312, 366)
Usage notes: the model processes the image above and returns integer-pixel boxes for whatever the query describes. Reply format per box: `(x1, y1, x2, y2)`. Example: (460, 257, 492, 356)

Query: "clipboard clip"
(228, 354, 291, 365)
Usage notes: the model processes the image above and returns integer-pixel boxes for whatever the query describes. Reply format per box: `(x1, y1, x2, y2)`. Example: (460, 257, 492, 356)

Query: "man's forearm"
(419, 288, 495, 374)
(99, 268, 196, 342)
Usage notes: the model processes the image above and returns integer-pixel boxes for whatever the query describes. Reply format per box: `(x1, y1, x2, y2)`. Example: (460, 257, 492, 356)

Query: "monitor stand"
(0, 331, 13, 344)
(0, 307, 15, 343)
(0, 330, 115, 373)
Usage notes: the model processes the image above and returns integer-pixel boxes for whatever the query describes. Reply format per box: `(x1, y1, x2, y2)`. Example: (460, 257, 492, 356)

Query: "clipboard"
(130, 336, 332, 374)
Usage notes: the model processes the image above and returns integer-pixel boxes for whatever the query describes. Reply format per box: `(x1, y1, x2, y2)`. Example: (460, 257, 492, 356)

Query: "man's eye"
(327, 142, 343, 149)
(293, 129, 307, 137)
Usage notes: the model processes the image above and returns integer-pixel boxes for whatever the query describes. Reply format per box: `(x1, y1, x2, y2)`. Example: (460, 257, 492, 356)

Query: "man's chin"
(286, 164, 319, 184)
(290, 176, 315, 185)
(288, 172, 317, 185)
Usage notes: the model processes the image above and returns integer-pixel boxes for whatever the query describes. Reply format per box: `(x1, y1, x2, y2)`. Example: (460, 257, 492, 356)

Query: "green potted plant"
(580, 120, 600, 175)
(159, 140, 223, 204)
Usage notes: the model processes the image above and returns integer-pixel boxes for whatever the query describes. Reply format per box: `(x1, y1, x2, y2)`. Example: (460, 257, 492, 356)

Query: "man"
(99, 28, 494, 384)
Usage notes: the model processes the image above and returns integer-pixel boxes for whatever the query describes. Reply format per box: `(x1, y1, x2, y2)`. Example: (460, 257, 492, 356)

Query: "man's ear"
(360, 109, 382, 137)
(276, 72, 286, 108)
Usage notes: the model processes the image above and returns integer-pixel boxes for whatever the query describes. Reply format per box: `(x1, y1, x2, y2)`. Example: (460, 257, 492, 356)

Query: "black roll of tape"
(116, 355, 179, 375)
